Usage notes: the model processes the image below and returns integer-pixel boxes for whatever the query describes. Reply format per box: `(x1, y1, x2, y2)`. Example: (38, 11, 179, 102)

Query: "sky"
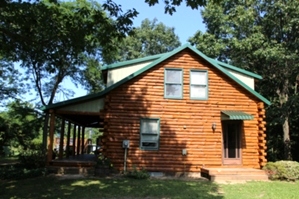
(60, 1, 207, 100)
(111, 0, 206, 43)
(26, 1, 207, 103)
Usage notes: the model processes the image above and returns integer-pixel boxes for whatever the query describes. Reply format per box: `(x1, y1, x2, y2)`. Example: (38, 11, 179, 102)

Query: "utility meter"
(122, 140, 130, 148)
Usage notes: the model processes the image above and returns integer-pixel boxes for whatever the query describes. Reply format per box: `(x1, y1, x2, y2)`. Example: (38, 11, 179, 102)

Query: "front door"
(222, 122, 242, 165)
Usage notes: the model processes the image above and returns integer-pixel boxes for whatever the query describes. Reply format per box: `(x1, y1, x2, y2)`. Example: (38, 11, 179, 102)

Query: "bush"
(18, 146, 46, 169)
(0, 165, 48, 180)
(125, 166, 150, 179)
(263, 161, 299, 181)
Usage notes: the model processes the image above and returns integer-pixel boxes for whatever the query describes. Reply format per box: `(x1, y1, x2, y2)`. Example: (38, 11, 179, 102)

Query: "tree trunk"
(277, 79, 292, 160)
(283, 116, 292, 160)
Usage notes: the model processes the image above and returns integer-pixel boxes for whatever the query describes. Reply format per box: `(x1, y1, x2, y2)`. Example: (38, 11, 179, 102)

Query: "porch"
(201, 167, 269, 183)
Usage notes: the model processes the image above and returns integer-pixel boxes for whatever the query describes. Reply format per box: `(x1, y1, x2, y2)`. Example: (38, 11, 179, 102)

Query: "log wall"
(101, 49, 267, 172)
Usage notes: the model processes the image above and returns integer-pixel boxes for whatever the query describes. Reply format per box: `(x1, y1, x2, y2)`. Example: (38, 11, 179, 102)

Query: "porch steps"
(48, 166, 95, 176)
(201, 168, 269, 183)
(48, 159, 96, 176)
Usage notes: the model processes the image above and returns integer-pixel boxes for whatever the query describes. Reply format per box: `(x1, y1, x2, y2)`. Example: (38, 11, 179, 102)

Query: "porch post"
(58, 119, 65, 159)
(77, 126, 81, 155)
(81, 127, 85, 154)
(47, 110, 56, 164)
(66, 121, 71, 158)
(72, 124, 76, 156)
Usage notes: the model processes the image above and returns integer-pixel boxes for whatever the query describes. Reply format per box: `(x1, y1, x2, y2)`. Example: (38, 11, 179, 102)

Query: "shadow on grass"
(1, 176, 223, 199)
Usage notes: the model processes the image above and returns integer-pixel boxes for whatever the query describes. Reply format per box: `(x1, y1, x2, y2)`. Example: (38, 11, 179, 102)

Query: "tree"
(144, 0, 214, 14)
(113, 18, 181, 62)
(189, 0, 299, 160)
(0, 100, 43, 155)
(0, 0, 138, 106)
(0, 59, 24, 106)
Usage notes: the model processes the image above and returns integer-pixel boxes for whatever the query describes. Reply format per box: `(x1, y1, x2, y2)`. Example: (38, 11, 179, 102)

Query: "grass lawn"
(220, 181, 299, 199)
(0, 176, 298, 199)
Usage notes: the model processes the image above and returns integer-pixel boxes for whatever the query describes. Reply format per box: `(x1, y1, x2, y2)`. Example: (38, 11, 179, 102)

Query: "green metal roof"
(209, 58, 263, 80)
(221, 110, 254, 120)
(43, 43, 271, 111)
(101, 53, 166, 70)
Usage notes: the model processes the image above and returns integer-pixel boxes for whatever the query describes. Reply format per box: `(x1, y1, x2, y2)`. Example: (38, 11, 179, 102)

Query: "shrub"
(18, 146, 46, 169)
(263, 161, 299, 181)
(96, 155, 113, 168)
(0, 165, 48, 180)
(125, 166, 150, 179)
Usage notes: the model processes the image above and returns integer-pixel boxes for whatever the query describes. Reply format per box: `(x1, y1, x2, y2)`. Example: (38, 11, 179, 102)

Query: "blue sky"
(25, 1, 207, 103)
(66, 1, 207, 99)
(112, 0, 206, 43)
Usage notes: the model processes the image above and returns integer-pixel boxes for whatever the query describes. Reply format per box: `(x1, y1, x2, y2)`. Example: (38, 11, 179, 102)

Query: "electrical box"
(122, 140, 130, 149)
(182, 149, 187, 155)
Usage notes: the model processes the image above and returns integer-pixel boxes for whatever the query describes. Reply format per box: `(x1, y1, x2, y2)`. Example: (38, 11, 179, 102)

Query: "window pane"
(191, 71, 207, 85)
(166, 70, 181, 83)
(191, 85, 207, 98)
(165, 84, 182, 97)
(142, 142, 157, 147)
(141, 119, 158, 134)
(142, 135, 158, 141)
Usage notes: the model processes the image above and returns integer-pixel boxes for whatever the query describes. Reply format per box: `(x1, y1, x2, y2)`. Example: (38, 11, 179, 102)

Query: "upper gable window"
(190, 70, 208, 100)
(164, 68, 183, 99)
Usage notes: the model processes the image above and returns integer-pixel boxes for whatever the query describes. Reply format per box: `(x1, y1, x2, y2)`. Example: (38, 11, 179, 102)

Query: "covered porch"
(43, 95, 105, 166)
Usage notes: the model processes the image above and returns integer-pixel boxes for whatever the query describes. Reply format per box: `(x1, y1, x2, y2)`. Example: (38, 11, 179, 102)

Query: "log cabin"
(43, 44, 270, 176)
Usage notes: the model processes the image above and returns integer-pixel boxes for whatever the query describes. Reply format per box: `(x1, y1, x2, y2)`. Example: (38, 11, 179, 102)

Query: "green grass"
(220, 181, 299, 199)
(1, 176, 299, 199)
(0, 176, 221, 199)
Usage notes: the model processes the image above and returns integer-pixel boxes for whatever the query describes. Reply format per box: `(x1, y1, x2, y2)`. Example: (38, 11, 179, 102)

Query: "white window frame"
(140, 118, 160, 150)
(190, 70, 208, 100)
(164, 68, 183, 99)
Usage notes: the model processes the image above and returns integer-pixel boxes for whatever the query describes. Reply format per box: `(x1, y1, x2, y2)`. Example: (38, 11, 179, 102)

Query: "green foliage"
(125, 166, 150, 179)
(189, 0, 299, 160)
(0, 100, 43, 152)
(263, 161, 299, 181)
(113, 18, 181, 62)
(18, 144, 46, 169)
(0, 59, 25, 105)
(0, 0, 138, 106)
(144, 0, 211, 15)
(0, 165, 48, 180)
(96, 154, 113, 168)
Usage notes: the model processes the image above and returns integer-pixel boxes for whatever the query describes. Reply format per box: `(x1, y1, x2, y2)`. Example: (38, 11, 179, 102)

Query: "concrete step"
(201, 168, 269, 182)
(211, 174, 269, 182)
(50, 161, 95, 167)
(208, 168, 267, 175)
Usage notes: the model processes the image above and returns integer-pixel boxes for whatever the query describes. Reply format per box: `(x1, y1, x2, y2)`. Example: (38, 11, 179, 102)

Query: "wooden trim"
(47, 112, 56, 164)
(81, 127, 85, 154)
(66, 121, 71, 158)
(72, 124, 76, 156)
(55, 110, 101, 116)
(77, 126, 81, 155)
(58, 119, 65, 159)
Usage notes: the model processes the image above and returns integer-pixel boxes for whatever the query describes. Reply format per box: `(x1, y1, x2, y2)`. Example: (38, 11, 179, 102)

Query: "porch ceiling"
(57, 112, 104, 128)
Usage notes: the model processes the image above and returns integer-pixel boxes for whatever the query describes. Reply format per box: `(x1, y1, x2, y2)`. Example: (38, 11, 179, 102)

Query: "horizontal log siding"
(102, 49, 266, 172)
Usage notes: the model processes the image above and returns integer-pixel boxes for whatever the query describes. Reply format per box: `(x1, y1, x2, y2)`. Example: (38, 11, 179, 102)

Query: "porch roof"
(221, 110, 254, 120)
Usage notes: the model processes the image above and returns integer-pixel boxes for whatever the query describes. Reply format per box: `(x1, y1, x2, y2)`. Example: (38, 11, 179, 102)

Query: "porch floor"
(201, 167, 269, 183)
